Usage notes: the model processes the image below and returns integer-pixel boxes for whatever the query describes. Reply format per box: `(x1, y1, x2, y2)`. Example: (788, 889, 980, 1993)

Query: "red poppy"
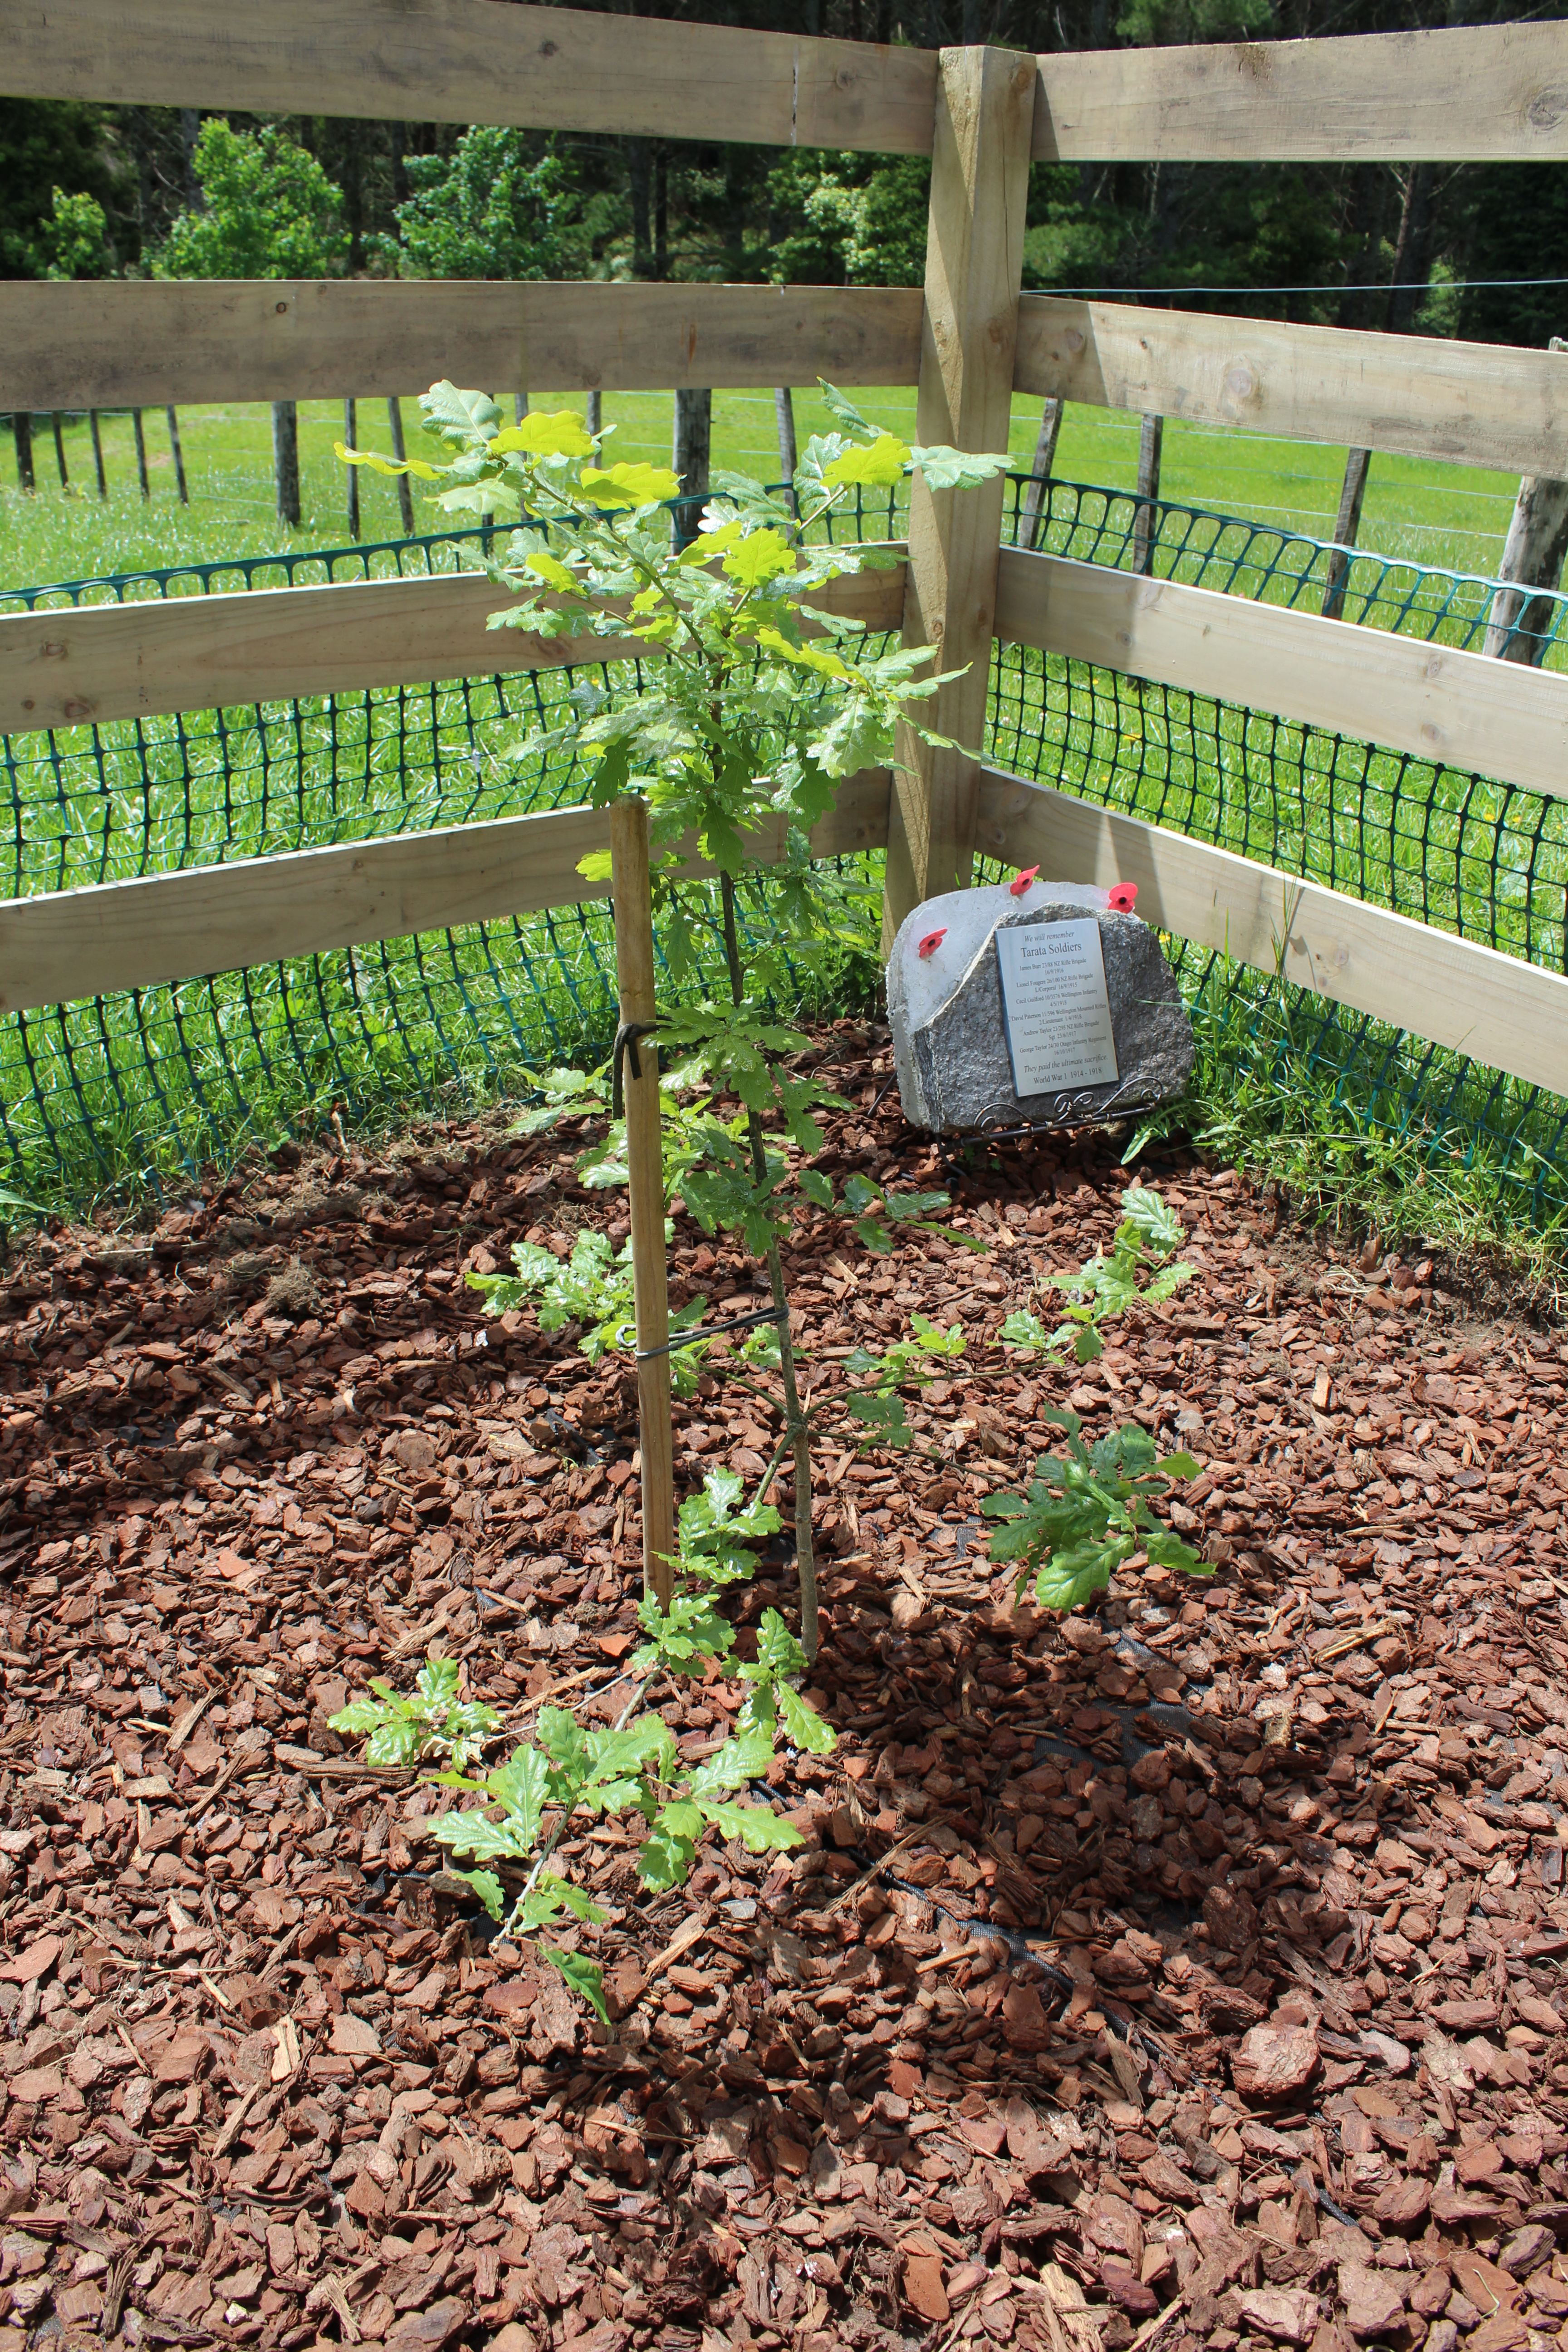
(917, 928, 947, 958)
(1008, 865, 1040, 897)
(1107, 882, 1138, 912)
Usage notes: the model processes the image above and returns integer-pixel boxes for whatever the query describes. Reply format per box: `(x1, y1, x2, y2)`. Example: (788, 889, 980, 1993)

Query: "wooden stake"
(345, 397, 360, 541)
(386, 397, 416, 536)
(882, 44, 1036, 948)
(132, 407, 149, 500)
(89, 408, 107, 500)
(608, 796, 675, 1609)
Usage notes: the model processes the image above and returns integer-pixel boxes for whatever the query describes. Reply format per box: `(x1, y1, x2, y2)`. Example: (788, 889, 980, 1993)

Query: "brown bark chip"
(0, 1040, 1567, 2352)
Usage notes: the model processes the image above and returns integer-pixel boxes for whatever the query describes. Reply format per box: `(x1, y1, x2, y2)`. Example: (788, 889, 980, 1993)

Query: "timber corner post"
(608, 796, 677, 1612)
(881, 41, 1038, 956)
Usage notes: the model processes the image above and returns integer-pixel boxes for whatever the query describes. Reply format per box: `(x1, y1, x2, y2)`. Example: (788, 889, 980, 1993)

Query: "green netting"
(1, 475, 1565, 1213)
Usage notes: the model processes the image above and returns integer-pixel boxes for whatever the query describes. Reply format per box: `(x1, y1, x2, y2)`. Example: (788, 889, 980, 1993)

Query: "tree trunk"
(1133, 412, 1162, 575)
(1485, 341, 1568, 665)
(1322, 447, 1371, 621)
(1018, 397, 1062, 550)
(386, 397, 416, 535)
(132, 408, 149, 499)
(272, 399, 301, 529)
(166, 406, 188, 505)
(671, 387, 711, 549)
(12, 412, 34, 494)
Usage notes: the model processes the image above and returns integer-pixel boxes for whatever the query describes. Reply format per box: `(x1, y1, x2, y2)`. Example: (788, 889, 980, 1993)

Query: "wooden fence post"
(272, 400, 301, 528)
(51, 412, 68, 491)
(1322, 446, 1371, 620)
(882, 43, 1036, 949)
(132, 408, 149, 500)
(345, 397, 360, 541)
(1484, 338, 1568, 665)
(1133, 412, 1163, 575)
(12, 413, 34, 493)
(89, 410, 107, 500)
(386, 397, 416, 537)
(586, 389, 602, 437)
(1018, 395, 1062, 551)
(166, 406, 188, 505)
(608, 795, 676, 1610)
(774, 385, 798, 501)
(672, 387, 711, 549)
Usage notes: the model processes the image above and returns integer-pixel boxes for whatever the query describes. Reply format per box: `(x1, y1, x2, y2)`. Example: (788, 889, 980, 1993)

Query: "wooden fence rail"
(0, 773, 894, 1015)
(993, 546, 1568, 808)
(1014, 297, 1568, 480)
(0, 283, 925, 415)
(0, 563, 906, 737)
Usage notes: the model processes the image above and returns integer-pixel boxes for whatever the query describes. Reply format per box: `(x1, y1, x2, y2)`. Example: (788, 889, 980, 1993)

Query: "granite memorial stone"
(888, 876, 1193, 1133)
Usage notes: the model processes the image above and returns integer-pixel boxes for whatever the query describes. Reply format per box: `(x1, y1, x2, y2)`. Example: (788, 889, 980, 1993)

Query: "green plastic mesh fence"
(1, 476, 1565, 1211)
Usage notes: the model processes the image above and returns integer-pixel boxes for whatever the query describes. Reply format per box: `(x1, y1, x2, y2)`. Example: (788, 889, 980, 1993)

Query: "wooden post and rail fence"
(5, 0, 1568, 1579)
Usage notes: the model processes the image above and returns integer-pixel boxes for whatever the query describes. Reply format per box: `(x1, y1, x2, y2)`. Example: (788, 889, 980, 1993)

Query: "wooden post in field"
(882, 44, 1037, 948)
(386, 397, 416, 536)
(586, 389, 603, 438)
(166, 406, 188, 505)
(775, 386, 798, 505)
(132, 409, 149, 500)
(51, 412, 68, 490)
(272, 400, 301, 529)
(88, 410, 107, 500)
(608, 795, 676, 1610)
(1018, 395, 1062, 551)
(1133, 412, 1163, 575)
(1485, 338, 1568, 665)
(12, 413, 34, 493)
(1322, 447, 1371, 620)
(672, 388, 711, 549)
(345, 397, 360, 540)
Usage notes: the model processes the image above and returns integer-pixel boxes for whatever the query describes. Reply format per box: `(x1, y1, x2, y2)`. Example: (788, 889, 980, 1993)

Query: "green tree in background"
(33, 187, 113, 279)
(154, 119, 348, 524)
(0, 98, 123, 278)
(767, 152, 930, 286)
(382, 126, 578, 279)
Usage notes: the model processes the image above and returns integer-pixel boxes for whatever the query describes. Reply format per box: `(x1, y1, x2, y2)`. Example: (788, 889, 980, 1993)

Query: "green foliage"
(332, 1469, 832, 2020)
(382, 128, 578, 281)
(841, 1312, 966, 1449)
(0, 98, 122, 279)
(766, 150, 931, 287)
(328, 1658, 499, 1773)
(1002, 1183, 1192, 1364)
(983, 1407, 1209, 1613)
(153, 121, 347, 281)
(34, 186, 111, 279)
(465, 1224, 711, 1394)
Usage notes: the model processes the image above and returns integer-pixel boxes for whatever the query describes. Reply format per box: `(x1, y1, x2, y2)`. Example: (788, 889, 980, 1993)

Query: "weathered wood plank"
(1014, 295, 1568, 477)
(974, 765, 1568, 1099)
(1034, 21, 1568, 162)
(993, 545, 1568, 807)
(0, 772, 892, 1016)
(884, 43, 1037, 946)
(0, 0, 937, 152)
(0, 281, 926, 414)
(0, 560, 908, 737)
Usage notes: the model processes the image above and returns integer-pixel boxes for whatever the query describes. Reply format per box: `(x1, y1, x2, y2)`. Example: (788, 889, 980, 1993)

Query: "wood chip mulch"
(0, 1018, 1566, 2352)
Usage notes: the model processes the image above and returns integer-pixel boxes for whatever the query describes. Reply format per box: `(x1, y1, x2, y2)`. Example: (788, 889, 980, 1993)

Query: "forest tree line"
(1, 0, 1565, 349)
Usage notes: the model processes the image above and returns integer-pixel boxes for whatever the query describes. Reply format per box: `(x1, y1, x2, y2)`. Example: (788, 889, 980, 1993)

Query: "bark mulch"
(0, 1018, 1565, 2352)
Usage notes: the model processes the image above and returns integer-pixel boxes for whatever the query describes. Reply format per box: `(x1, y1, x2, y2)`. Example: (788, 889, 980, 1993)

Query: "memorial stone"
(888, 877, 1193, 1134)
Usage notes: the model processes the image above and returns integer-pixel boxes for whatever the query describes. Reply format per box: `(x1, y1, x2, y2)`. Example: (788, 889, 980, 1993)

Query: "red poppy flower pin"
(1107, 882, 1138, 912)
(1008, 865, 1040, 897)
(917, 928, 947, 958)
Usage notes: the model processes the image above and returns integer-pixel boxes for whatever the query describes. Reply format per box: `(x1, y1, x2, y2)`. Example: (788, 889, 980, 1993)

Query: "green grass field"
(0, 386, 1530, 593)
(1, 386, 1563, 1256)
